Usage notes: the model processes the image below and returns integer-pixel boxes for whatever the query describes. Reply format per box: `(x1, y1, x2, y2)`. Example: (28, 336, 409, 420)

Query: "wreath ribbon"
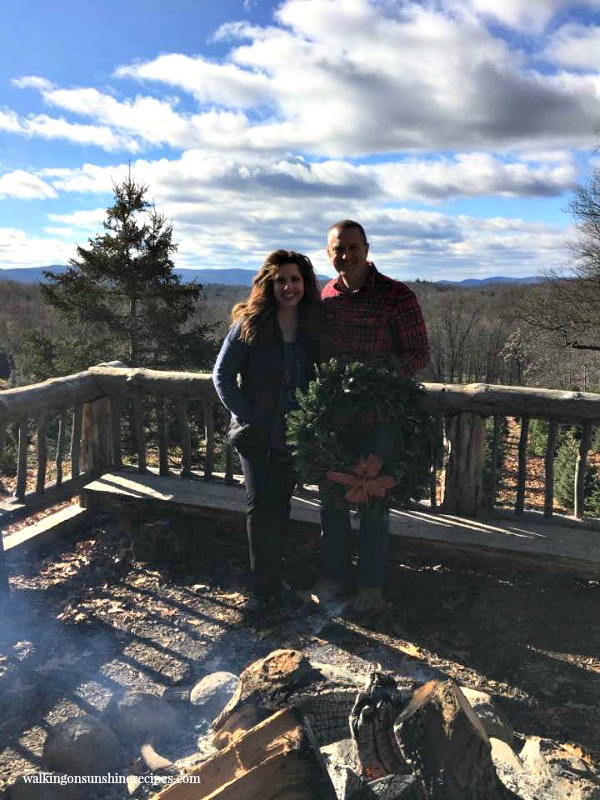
(326, 454, 396, 504)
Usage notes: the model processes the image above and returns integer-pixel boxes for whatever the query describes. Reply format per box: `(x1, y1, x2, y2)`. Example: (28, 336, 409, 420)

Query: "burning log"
(349, 665, 411, 780)
(393, 679, 513, 799)
(156, 707, 337, 800)
(211, 649, 358, 750)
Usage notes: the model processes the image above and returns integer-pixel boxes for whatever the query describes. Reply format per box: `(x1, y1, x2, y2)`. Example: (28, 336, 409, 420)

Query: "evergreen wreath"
(287, 359, 432, 507)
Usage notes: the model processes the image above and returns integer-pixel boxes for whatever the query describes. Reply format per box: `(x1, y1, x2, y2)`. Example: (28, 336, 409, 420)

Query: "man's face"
(327, 226, 369, 290)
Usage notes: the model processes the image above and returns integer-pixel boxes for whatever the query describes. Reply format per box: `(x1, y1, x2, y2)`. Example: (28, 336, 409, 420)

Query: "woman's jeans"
(238, 448, 296, 598)
(319, 426, 393, 591)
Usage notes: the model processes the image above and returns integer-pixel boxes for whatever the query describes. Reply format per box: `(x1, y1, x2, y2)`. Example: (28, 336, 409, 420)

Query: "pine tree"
(39, 171, 213, 371)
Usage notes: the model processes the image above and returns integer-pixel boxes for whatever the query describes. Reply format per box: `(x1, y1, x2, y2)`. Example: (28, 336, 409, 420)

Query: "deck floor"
(81, 469, 600, 577)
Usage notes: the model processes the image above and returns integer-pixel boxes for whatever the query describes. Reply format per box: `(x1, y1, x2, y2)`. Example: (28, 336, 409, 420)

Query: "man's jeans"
(319, 426, 393, 590)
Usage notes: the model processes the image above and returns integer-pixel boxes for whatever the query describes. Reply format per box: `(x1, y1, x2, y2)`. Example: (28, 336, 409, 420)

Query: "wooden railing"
(2, 365, 600, 596)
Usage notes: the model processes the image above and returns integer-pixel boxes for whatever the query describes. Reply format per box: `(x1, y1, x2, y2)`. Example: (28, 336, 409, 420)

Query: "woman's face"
(272, 262, 305, 309)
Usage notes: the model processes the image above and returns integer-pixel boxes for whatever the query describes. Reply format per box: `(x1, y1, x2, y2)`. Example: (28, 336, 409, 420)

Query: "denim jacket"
(212, 319, 318, 448)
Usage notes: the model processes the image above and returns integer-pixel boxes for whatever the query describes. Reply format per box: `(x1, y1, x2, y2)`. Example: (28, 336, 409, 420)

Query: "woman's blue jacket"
(212, 319, 318, 446)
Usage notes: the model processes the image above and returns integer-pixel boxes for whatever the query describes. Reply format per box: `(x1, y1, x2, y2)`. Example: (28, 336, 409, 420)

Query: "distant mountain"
(0, 266, 333, 287)
(436, 275, 541, 287)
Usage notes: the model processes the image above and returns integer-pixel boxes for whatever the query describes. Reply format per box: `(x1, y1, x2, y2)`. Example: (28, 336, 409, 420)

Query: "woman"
(212, 250, 321, 612)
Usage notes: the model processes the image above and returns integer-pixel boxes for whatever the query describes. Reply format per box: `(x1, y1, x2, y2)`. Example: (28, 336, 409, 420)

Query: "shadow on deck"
(77, 468, 600, 579)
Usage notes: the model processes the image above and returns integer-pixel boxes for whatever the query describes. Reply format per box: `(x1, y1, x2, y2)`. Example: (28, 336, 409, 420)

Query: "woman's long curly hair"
(232, 249, 322, 343)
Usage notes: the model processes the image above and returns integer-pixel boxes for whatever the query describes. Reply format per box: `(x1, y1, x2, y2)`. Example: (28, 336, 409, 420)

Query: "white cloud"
(453, 0, 600, 34)
(5, 0, 598, 157)
(0, 227, 75, 268)
(0, 170, 57, 200)
(114, 53, 271, 108)
(544, 23, 600, 70)
(0, 108, 22, 133)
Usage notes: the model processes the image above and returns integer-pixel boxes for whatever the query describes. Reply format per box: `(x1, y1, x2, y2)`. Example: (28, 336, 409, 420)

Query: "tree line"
(1, 168, 599, 395)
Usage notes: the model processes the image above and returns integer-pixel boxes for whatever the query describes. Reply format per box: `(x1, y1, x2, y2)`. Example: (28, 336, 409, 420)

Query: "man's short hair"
(328, 219, 368, 244)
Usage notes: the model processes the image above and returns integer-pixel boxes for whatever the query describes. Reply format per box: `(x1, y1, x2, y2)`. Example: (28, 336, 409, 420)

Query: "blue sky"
(1, 0, 600, 281)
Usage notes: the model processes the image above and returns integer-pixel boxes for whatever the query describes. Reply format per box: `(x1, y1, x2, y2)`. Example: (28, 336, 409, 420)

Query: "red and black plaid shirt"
(321, 263, 430, 376)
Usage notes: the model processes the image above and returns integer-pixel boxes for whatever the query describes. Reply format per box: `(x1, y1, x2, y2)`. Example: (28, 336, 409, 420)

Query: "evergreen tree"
(39, 171, 214, 371)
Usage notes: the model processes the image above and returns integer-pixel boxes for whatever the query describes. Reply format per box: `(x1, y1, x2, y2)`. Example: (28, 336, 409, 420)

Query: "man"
(315, 219, 430, 612)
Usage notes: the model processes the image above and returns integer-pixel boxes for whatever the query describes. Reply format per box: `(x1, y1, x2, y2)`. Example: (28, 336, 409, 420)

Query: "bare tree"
(514, 164, 600, 353)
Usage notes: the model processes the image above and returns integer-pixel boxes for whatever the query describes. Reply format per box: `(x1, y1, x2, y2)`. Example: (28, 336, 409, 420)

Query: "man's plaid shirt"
(321, 263, 430, 375)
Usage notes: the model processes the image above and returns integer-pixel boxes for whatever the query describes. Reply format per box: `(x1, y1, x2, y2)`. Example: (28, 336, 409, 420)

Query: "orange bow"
(326, 454, 396, 504)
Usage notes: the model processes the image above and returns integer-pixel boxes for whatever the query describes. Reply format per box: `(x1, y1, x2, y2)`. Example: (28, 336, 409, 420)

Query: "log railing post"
(574, 423, 592, 519)
(544, 422, 558, 518)
(177, 399, 192, 478)
(81, 397, 112, 476)
(515, 416, 530, 515)
(203, 399, 215, 480)
(70, 404, 83, 478)
(15, 419, 28, 499)
(440, 412, 486, 517)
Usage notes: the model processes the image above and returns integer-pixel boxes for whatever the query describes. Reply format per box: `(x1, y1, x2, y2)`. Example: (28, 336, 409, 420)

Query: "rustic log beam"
(544, 422, 558, 518)
(0, 370, 101, 424)
(422, 382, 600, 424)
(89, 365, 217, 402)
(574, 423, 592, 519)
(15, 419, 28, 500)
(35, 413, 48, 494)
(515, 416, 529, 515)
(177, 399, 192, 478)
(441, 412, 486, 517)
(70, 404, 82, 479)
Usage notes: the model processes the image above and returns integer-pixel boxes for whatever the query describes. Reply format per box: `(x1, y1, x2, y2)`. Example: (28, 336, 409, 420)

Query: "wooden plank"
(155, 708, 336, 800)
(1, 476, 89, 527)
(4, 505, 87, 553)
(81, 471, 600, 576)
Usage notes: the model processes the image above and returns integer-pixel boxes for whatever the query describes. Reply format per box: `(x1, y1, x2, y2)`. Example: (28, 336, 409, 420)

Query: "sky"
(1, 0, 600, 282)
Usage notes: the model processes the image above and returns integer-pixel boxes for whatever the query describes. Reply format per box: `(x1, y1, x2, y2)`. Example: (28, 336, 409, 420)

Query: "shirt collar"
(332, 261, 377, 294)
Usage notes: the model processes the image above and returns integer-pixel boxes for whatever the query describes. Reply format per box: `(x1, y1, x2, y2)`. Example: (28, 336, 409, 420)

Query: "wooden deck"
(81, 469, 600, 578)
